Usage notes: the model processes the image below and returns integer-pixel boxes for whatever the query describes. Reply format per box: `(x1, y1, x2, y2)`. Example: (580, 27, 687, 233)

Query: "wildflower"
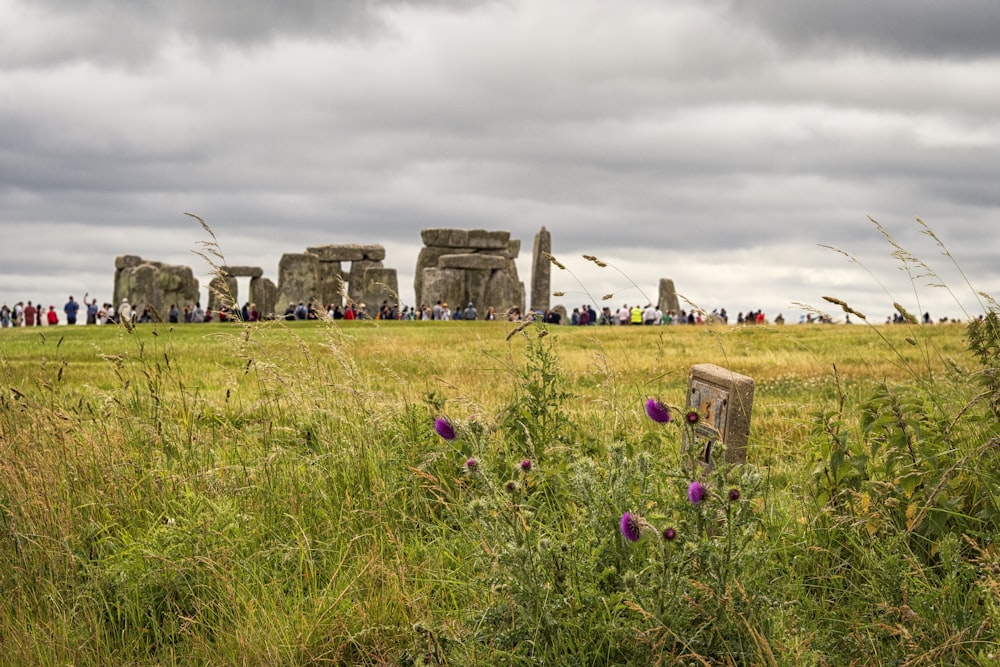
(434, 417, 456, 441)
(645, 398, 671, 424)
(465, 457, 478, 471)
(729, 488, 741, 502)
(685, 410, 700, 425)
(619, 512, 642, 542)
(688, 480, 705, 504)
(505, 480, 519, 493)
(520, 459, 532, 472)
(662, 527, 676, 541)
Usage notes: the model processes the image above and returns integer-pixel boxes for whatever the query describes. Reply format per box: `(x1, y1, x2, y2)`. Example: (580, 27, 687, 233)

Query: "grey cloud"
(1, 0, 496, 68)
(733, 0, 1000, 58)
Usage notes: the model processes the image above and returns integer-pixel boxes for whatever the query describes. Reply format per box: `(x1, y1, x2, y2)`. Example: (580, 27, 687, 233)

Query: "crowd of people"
(0, 295, 113, 327)
(1, 294, 946, 329)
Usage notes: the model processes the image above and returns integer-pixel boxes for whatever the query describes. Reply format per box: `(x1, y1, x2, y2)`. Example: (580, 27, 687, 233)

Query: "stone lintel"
(438, 253, 510, 270)
(220, 265, 264, 278)
(421, 229, 510, 249)
(306, 244, 386, 262)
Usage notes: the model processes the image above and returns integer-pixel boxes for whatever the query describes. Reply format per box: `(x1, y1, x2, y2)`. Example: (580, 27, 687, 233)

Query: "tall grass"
(0, 220, 997, 665)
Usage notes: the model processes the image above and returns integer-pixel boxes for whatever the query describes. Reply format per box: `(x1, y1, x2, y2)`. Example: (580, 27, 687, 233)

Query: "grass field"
(1, 316, 998, 665)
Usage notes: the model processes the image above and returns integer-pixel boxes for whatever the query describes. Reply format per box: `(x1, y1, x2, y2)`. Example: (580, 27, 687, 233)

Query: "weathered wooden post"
(685, 363, 755, 466)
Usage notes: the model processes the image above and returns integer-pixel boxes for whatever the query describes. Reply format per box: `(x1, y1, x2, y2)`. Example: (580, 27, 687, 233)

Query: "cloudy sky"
(2, 0, 998, 324)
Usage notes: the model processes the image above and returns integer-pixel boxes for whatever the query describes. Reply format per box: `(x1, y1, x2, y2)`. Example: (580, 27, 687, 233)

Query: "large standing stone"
(659, 278, 679, 314)
(249, 277, 277, 319)
(207, 274, 238, 312)
(277, 253, 320, 308)
(419, 268, 466, 311)
(530, 226, 552, 312)
(157, 265, 200, 313)
(361, 268, 400, 311)
(114, 257, 198, 319)
(348, 259, 384, 305)
(118, 263, 158, 314)
(484, 267, 523, 314)
(316, 261, 345, 308)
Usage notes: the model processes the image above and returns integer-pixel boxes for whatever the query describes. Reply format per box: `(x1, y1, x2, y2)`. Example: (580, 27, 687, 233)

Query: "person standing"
(24, 301, 37, 327)
(86, 297, 99, 325)
(118, 298, 133, 323)
(64, 296, 80, 325)
(46, 305, 59, 325)
(0, 303, 10, 328)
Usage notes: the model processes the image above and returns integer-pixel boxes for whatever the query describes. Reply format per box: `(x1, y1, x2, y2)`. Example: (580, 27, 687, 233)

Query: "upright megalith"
(249, 277, 277, 320)
(415, 228, 524, 314)
(530, 226, 552, 312)
(276, 253, 320, 309)
(207, 274, 238, 312)
(659, 278, 680, 314)
(360, 268, 400, 312)
(113, 255, 199, 318)
(348, 259, 385, 305)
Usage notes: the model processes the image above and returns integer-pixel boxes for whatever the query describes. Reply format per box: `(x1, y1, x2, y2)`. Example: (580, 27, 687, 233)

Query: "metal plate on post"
(686, 363, 755, 465)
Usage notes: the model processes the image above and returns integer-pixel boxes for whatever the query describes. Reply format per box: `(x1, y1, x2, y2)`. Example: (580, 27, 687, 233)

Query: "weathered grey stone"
(348, 259, 384, 305)
(483, 266, 524, 314)
(249, 277, 277, 320)
(277, 253, 320, 307)
(118, 264, 158, 315)
(438, 253, 510, 271)
(419, 268, 466, 311)
(530, 226, 552, 312)
(685, 363, 755, 465)
(361, 268, 399, 312)
(508, 239, 521, 258)
(207, 274, 238, 312)
(220, 265, 264, 278)
(467, 229, 510, 249)
(115, 255, 146, 271)
(316, 261, 345, 308)
(659, 278, 680, 314)
(306, 244, 386, 262)
(414, 246, 474, 301)
(158, 265, 199, 314)
(421, 229, 510, 249)
(464, 269, 492, 312)
(114, 258, 198, 318)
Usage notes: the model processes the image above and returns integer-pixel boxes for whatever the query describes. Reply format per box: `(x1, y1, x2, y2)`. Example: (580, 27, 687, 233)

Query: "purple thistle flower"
(506, 480, 519, 493)
(662, 527, 677, 541)
(434, 417, 456, 441)
(520, 459, 532, 472)
(688, 480, 705, 504)
(729, 488, 741, 502)
(685, 410, 700, 425)
(465, 457, 478, 471)
(619, 512, 642, 542)
(645, 398, 671, 424)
